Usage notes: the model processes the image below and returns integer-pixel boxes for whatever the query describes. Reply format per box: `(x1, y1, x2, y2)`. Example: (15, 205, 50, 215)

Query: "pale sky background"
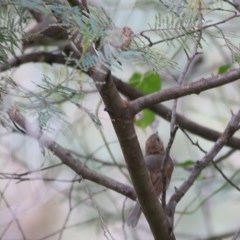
(1, 1, 240, 239)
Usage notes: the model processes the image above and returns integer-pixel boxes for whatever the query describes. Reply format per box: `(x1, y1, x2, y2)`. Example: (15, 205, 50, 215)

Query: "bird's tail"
(127, 201, 142, 227)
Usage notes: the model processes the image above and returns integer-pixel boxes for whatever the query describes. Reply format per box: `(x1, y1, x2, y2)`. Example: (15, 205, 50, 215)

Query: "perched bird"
(127, 132, 174, 227)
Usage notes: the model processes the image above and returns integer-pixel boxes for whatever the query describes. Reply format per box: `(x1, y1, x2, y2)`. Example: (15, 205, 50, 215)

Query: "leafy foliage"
(0, 3, 27, 65)
(218, 64, 232, 74)
(176, 159, 195, 167)
(129, 71, 162, 129)
(152, 7, 199, 49)
(1, 1, 240, 239)
(129, 71, 162, 93)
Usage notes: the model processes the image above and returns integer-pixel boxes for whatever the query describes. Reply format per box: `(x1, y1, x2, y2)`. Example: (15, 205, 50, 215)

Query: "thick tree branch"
(67, 0, 89, 12)
(2, 52, 240, 151)
(3, 2, 239, 239)
(114, 78, 240, 150)
(130, 68, 240, 114)
(167, 110, 240, 223)
(7, 107, 136, 200)
(90, 68, 174, 240)
(0, 52, 66, 72)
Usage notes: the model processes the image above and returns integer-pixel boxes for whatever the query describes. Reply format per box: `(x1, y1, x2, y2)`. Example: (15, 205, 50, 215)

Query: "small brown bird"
(127, 132, 174, 227)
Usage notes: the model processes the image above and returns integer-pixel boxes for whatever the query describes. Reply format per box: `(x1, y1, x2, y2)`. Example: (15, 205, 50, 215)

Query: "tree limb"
(0, 52, 66, 72)
(114, 78, 240, 150)
(90, 68, 174, 240)
(167, 110, 240, 223)
(130, 68, 240, 114)
(2, 52, 240, 151)
(2, 52, 240, 152)
(7, 107, 136, 200)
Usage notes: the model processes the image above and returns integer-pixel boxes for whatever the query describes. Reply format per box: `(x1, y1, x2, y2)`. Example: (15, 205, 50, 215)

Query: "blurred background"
(1, 0, 240, 239)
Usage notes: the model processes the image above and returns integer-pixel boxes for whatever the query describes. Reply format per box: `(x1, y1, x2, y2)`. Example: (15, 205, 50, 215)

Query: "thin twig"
(7, 107, 136, 200)
(232, 226, 240, 240)
(167, 110, 240, 224)
(114, 78, 240, 150)
(181, 128, 207, 153)
(215, 149, 236, 163)
(161, 125, 178, 209)
(211, 160, 240, 192)
(0, 184, 27, 239)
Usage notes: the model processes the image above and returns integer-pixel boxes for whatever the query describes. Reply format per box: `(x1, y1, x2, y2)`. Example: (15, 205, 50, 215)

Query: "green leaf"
(129, 71, 162, 93)
(218, 64, 232, 74)
(176, 160, 195, 167)
(129, 72, 143, 87)
(128, 71, 162, 129)
(135, 109, 155, 128)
